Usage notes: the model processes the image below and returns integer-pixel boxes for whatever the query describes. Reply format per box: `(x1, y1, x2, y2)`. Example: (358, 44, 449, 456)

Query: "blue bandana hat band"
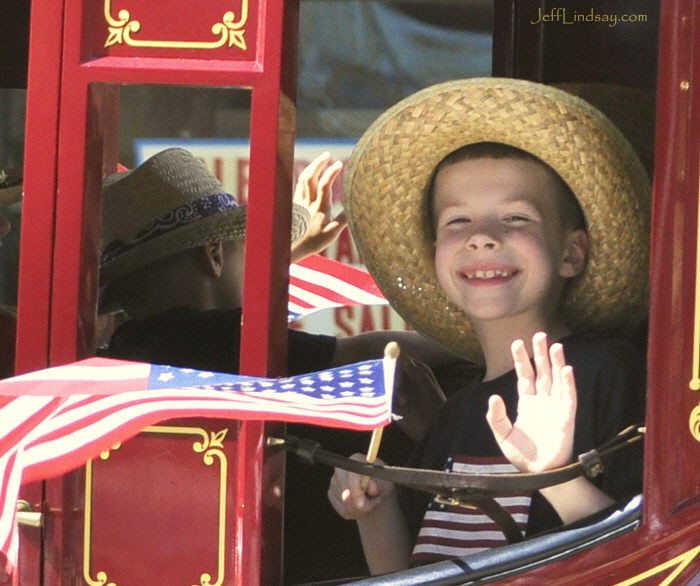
(101, 192, 239, 265)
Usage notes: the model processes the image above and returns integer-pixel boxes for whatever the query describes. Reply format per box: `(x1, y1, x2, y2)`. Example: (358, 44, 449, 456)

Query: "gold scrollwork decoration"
(84, 425, 230, 586)
(83, 461, 117, 586)
(99, 442, 121, 460)
(189, 428, 228, 586)
(103, 0, 249, 50)
(194, 428, 229, 452)
(691, 152, 700, 391)
(94, 572, 116, 586)
(690, 403, 700, 442)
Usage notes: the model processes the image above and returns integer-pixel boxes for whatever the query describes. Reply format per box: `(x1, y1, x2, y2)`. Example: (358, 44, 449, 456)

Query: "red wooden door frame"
(16, 2, 300, 584)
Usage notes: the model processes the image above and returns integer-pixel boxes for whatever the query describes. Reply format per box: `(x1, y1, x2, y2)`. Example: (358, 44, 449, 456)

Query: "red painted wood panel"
(16, 1, 299, 584)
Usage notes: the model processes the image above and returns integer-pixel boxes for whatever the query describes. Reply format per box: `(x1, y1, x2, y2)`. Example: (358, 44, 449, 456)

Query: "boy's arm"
(485, 332, 614, 523)
(328, 455, 413, 574)
(333, 329, 460, 369)
(356, 491, 413, 575)
(538, 477, 614, 524)
(290, 151, 347, 263)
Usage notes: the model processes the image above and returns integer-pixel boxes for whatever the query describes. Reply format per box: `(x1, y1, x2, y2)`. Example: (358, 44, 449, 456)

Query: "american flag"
(0, 355, 396, 573)
(288, 254, 388, 322)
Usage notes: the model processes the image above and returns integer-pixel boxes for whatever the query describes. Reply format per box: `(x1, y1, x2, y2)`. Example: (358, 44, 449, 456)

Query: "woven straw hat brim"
(101, 204, 310, 284)
(100, 205, 247, 284)
(344, 78, 651, 362)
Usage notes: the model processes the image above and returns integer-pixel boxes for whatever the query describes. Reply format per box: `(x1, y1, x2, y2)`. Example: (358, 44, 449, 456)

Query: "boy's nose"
(465, 224, 501, 250)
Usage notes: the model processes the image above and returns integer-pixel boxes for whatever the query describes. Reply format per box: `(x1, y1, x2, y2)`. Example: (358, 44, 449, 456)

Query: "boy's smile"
(432, 156, 585, 330)
(459, 264, 518, 284)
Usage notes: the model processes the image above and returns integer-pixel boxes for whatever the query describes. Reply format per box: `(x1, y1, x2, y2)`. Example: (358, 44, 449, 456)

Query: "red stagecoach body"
(0, 0, 698, 584)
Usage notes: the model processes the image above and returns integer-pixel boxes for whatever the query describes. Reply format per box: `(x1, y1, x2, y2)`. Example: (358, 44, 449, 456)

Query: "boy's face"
(218, 239, 246, 309)
(432, 156, 586, 328)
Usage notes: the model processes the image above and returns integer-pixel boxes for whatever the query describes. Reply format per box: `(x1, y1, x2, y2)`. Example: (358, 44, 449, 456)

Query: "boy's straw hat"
(101, 147, 310, 285)
(0, 169, 23, 207)
(344, 78, 651, 361)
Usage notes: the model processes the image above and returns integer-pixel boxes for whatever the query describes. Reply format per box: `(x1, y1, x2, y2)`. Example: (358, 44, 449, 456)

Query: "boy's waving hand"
(486, 332, 578, 473)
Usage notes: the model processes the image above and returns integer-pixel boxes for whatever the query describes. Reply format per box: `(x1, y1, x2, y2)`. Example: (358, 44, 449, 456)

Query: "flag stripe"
(289, 271, 386, 306)
(287, 255, 387, 321)
(291, 255, 385, 297)
(0, 396, 66, 458)
(0, 450, 21, 559)
(26, 390, 390, 456)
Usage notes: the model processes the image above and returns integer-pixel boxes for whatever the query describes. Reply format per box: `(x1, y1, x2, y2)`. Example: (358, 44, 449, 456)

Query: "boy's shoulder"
(562, 333, 646, 419)
(561, 332, 645, 370)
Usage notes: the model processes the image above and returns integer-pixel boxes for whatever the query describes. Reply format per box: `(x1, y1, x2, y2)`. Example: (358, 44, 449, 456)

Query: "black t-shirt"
(399, 333, 646, 566)
(103, 306, 337, 375)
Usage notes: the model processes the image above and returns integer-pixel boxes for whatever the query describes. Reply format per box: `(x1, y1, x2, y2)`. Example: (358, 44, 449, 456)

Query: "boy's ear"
(202, 242, 225, 278)
(559, 229, 588, 278)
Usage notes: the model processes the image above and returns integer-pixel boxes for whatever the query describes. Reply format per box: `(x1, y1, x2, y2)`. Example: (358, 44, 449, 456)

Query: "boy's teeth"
(468, 270, 509, 279)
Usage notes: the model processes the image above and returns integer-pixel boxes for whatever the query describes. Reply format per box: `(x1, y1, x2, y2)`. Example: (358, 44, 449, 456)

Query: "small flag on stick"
(360, 342, 400, 491)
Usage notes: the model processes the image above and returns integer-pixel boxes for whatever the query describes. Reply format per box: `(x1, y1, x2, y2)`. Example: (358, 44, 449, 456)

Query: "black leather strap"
(276, 425, 643, 496)
(273, 425, 644, 544)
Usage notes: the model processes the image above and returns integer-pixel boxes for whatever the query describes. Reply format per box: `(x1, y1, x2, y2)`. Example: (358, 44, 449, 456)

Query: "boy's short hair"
(343, 78, 652, 361)
(426, 142, 587, 237)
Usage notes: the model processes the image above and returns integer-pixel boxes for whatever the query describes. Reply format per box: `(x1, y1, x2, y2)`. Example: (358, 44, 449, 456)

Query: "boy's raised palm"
(291, 151, 347, 262)
(486, 332, 577, 473)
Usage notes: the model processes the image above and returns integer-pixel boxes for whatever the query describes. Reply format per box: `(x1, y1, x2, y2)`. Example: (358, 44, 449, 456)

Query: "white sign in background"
(135, 139, 409, 339)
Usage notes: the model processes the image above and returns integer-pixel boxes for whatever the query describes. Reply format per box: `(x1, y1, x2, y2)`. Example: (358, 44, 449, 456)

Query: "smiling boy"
(327, 78, 649, 573)
(431, 144, 588, 380)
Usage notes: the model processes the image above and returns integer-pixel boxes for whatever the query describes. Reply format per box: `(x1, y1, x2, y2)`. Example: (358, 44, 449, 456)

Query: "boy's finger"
(295, 152, 332, 200)
(316, 162, 343, 214)
(511, 338, 535, 395)
(532, 332, 552, 396)
(560, 364, 577, 416)
(340, 487, 366, 510)
(549, 342, 566, 401)
(310, 155, 331, 185)
(486, 394, 512, 443)
(318, 162, 343, 200)
(320, 221, 347, 244)
(364, 479, 381, 497)
(319, 160, 343, 188)
(300, 151, 331, 180)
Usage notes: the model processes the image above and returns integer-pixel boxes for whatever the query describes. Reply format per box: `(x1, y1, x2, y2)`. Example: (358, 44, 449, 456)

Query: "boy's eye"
(441, 216, 471, 226)
(443, 216, 470, 227)
(504, 214, 530, 223)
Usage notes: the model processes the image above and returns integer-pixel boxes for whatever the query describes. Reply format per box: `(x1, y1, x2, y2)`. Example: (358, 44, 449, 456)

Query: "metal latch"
(16, 500, 43, 528)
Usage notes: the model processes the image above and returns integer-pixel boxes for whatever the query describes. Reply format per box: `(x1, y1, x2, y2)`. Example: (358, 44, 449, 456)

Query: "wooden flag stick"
(360, 341, 400, 491)
(359, 427, 384, 491)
